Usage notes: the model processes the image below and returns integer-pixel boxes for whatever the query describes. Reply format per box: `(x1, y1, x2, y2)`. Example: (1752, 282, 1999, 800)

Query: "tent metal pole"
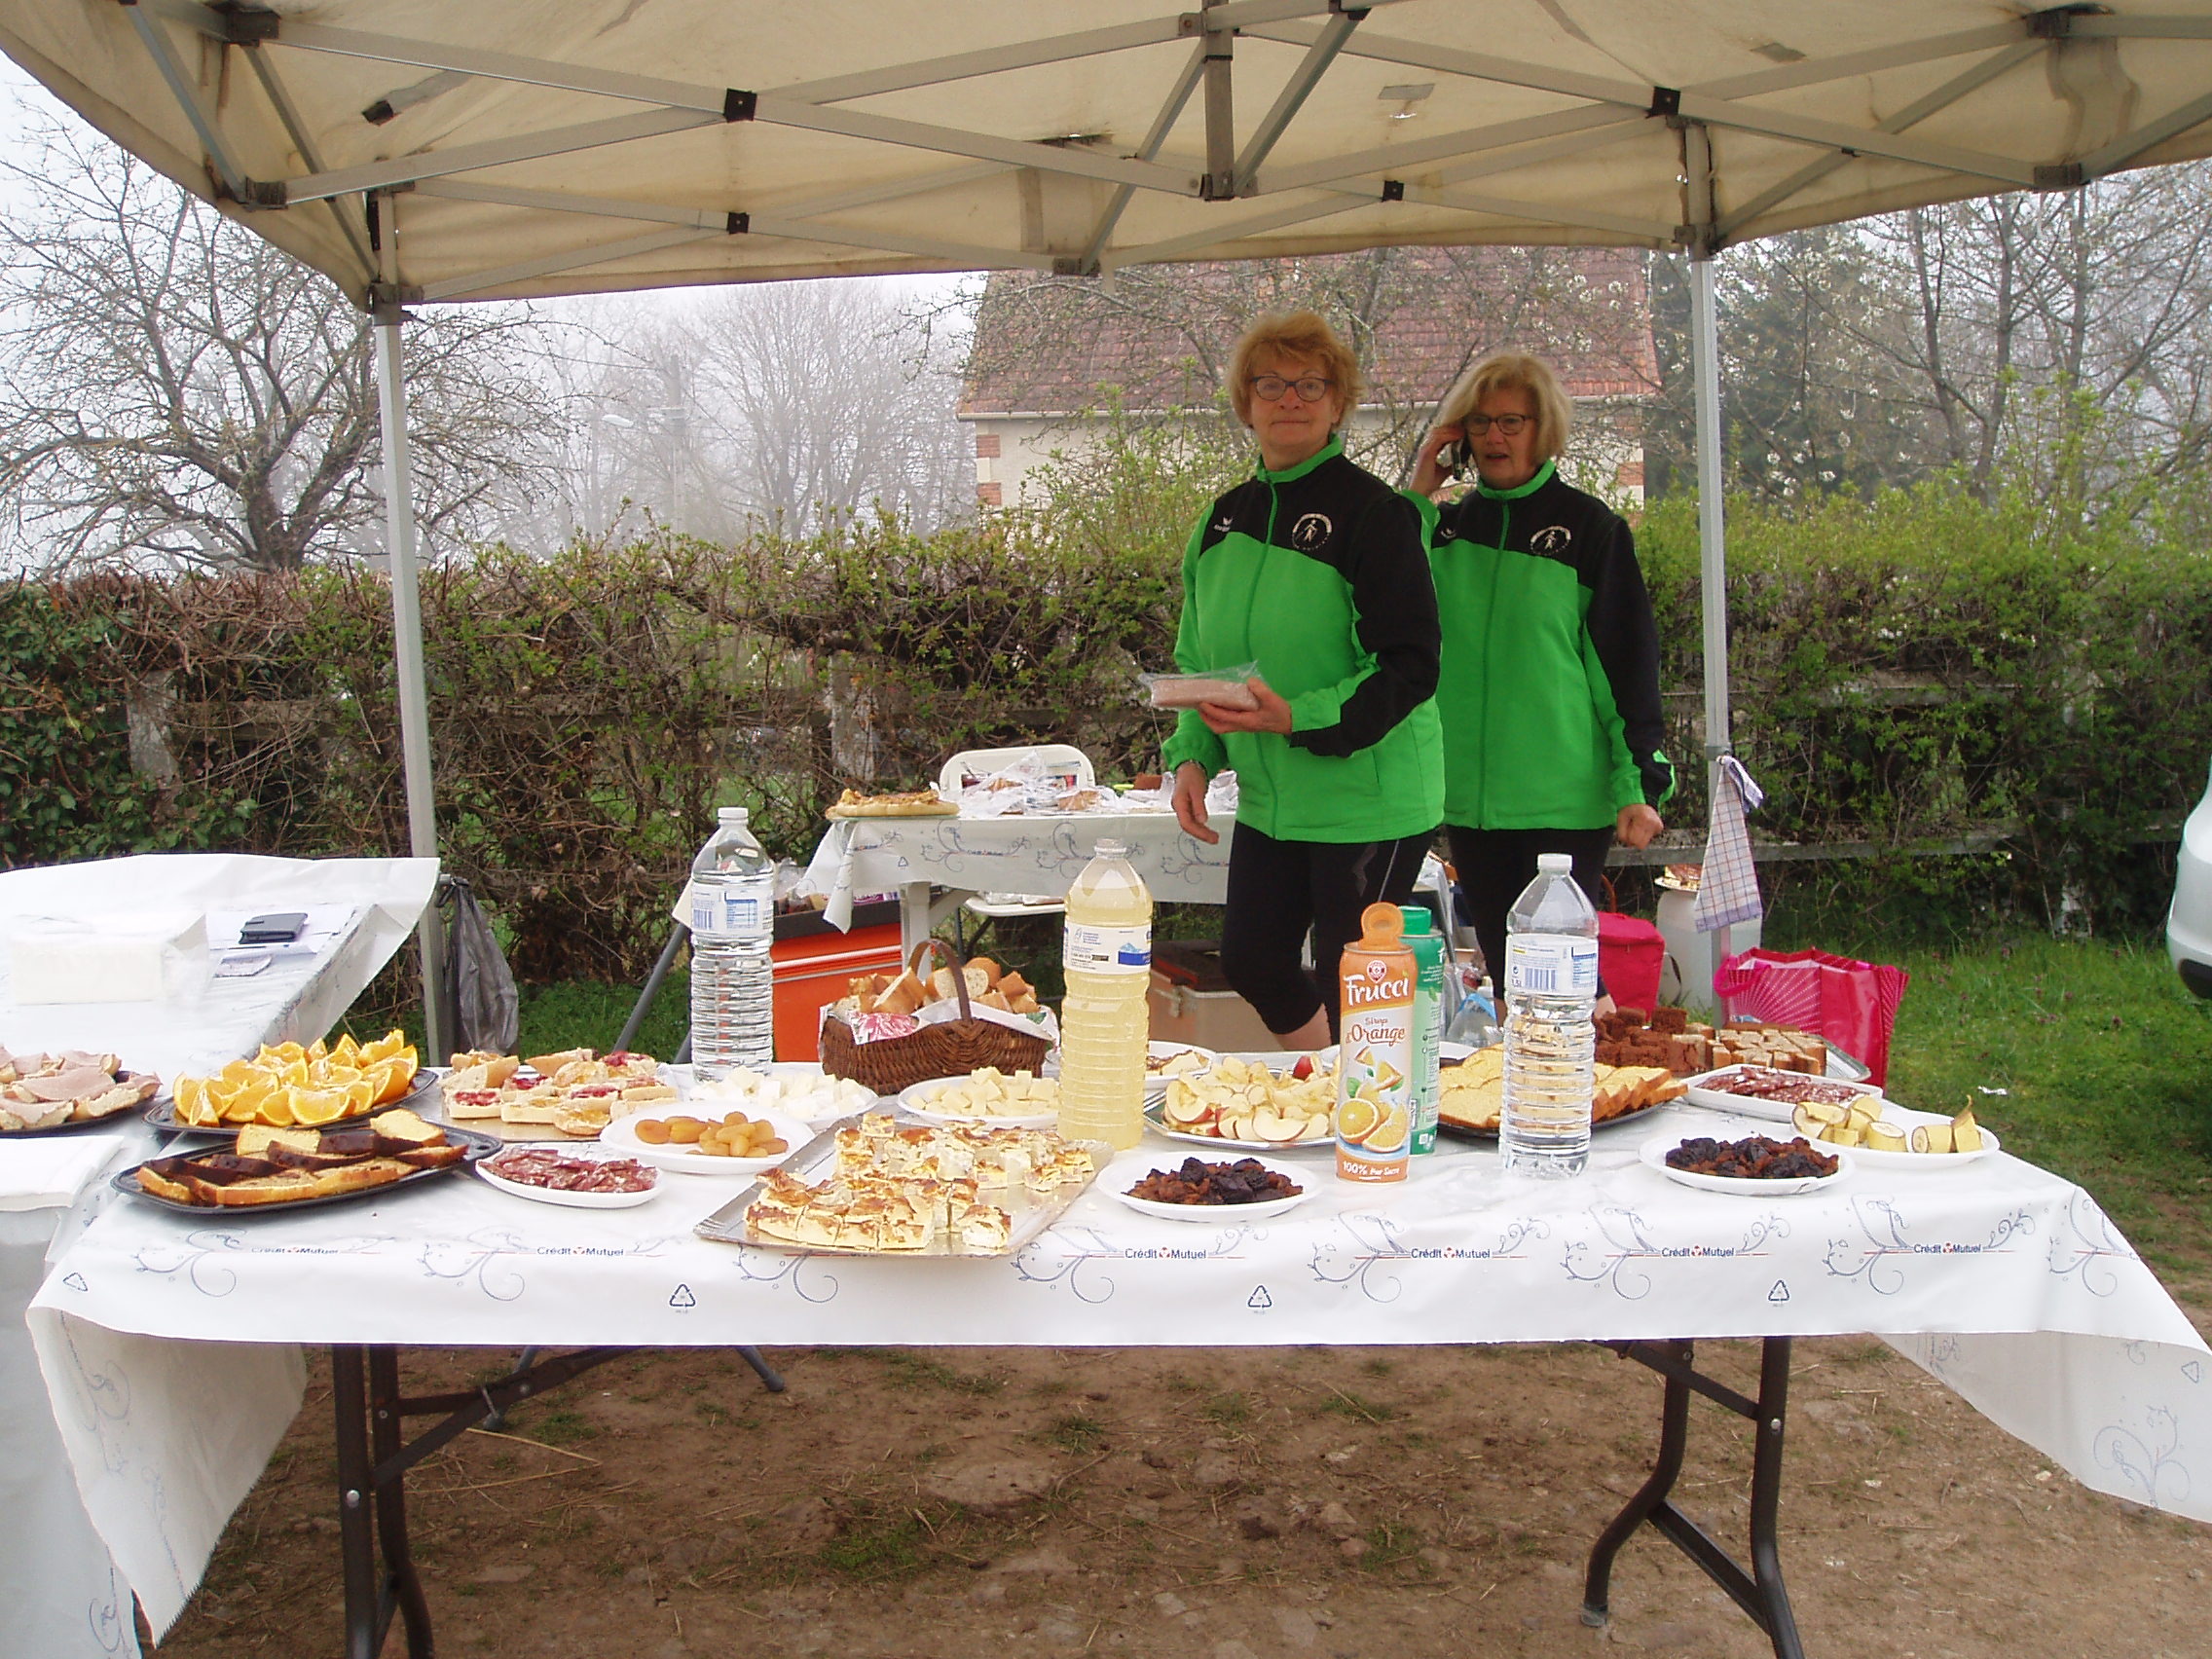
(1689, 247, 1735, 997)
(1689, 251, 1729, 764)
(372, 308, 448, 1061)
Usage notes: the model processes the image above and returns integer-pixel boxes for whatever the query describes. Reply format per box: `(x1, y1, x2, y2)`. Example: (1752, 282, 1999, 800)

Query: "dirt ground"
(155, 1302, 2212, 1658)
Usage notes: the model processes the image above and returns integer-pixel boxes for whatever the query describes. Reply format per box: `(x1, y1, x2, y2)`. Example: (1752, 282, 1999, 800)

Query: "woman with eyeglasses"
(1163, 311, 1444, 1049)
(1408, 351, 1675, 1009)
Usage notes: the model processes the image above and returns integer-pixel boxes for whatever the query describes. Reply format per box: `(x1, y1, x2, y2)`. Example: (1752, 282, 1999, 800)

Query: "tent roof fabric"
(7, 1, 2212, 308)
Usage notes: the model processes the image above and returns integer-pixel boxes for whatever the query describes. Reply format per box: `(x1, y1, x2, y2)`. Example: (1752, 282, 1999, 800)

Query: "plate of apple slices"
(1144, 1053, 1336, 1150)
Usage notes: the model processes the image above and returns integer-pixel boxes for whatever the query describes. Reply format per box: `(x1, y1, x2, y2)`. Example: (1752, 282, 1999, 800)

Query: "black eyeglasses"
(1464, 414, 1530, 435)
(1248, 374, 1336, 403)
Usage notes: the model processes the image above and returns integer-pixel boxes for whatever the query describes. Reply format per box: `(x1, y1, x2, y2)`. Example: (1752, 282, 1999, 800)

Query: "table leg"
(329, 1344, 639, 1659)
(331, 1347, 383, 1659)
(1582, 1337, 1805, 1659)
(369, 1347, 434, 1656)
(902, 883, 933, 959)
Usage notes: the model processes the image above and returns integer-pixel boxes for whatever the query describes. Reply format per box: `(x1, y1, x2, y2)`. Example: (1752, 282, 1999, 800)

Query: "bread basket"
(818, 940, 1052, 1094)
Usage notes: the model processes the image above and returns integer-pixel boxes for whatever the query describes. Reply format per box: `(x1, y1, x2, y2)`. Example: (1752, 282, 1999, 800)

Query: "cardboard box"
(1148, 940, 1276, 1051)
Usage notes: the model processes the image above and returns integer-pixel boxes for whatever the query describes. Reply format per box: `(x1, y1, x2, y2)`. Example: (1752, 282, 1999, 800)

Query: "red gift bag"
(1598, 912, 1665, 1016)
(1712, 947, 1910, 1088)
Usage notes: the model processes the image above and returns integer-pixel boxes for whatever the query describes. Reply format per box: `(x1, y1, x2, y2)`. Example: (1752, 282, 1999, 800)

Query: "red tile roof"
(961, 247, 1657, 418)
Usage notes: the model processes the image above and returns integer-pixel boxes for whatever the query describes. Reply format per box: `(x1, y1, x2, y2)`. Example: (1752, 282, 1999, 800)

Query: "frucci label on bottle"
(1504, 935, 1599, 997)
(1064, 922, 1152, 975)
(1337, 952, 1415, 1184)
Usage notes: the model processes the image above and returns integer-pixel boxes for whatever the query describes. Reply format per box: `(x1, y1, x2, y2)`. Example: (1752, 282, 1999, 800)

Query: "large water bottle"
(1057, 840, 1152, 1150)
(688, 806, 776, 1079)
(1499, 853, 1600, 1178)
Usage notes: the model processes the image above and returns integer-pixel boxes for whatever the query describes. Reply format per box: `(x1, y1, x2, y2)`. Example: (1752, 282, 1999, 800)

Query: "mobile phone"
(239, 911, 307, 944)
(1440, 435, 1471, 477)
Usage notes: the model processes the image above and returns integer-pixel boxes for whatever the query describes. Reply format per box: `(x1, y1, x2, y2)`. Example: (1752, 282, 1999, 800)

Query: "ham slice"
(17, 1064, 119, 1102)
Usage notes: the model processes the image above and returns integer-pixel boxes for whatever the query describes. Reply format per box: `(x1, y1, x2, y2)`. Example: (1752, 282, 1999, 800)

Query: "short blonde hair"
(1436, 351, 1573, 461)
(1227, 310, 1363, 428)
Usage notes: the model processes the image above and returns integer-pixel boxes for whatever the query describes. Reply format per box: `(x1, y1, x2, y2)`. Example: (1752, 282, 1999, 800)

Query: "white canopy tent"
(9, 0, 2212, 1046)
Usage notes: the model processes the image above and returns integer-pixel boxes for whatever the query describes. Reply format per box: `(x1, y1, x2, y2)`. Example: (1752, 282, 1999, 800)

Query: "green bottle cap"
(1398, 904, 1434, 934)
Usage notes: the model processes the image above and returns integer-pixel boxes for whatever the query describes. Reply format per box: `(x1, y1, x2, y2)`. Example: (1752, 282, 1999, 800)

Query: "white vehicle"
(2171, 758, 2212, 1000)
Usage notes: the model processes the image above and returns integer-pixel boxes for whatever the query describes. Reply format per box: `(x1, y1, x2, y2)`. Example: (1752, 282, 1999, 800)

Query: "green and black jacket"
(1161, 437, 1445, 842)
(1415, 461, 1674, 830)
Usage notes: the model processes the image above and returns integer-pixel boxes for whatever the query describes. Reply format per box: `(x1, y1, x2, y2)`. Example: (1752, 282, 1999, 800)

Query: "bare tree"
(529, 280, 974, 544)
(0, 122, 569, 571)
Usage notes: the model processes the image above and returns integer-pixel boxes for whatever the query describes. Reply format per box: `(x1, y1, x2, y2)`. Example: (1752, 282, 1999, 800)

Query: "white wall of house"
(963, 405, 1645, 510)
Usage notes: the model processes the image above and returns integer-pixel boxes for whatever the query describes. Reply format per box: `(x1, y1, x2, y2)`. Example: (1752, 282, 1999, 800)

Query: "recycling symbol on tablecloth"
(2185, 1361, 2203, 1385)
(1248, 1286, 1273, 1310)
(669, 1284, 697, 1309)
(1768, 1280, 1790, 1303)
(62, 1272, 88, 1292)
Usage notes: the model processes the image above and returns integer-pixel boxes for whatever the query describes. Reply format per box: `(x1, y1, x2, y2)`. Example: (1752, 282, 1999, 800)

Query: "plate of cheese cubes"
(898, 1067, 1059, 1129)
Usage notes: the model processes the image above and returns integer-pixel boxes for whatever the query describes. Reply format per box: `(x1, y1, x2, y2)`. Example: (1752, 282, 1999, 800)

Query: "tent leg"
(1688, 250, 1730, 771)
(373, 306, 447, 1062)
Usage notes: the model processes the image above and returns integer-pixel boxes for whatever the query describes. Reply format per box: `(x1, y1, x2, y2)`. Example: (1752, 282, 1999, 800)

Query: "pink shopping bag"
(1712, 947, 1909, 1088)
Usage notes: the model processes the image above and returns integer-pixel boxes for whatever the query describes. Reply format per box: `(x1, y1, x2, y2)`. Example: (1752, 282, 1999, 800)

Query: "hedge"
(1, 479, 2203, 985)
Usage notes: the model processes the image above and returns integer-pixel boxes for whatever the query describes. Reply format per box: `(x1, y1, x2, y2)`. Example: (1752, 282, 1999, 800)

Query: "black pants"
(1446, 825, 1614, 996)
(1221, 823, 1438, 1039)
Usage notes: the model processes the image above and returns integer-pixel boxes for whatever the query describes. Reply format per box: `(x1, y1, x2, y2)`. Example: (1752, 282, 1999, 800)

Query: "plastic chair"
(936, 744, 1094, 795)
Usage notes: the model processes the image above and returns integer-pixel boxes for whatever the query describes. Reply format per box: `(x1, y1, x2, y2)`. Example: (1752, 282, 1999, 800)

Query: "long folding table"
(0, 853, 439, 1659)
(28, 1097, 2212, 1657)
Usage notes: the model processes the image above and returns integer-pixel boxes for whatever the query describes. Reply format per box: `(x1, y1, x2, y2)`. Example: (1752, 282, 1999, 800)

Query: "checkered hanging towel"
(1692, 755, 1765, 934)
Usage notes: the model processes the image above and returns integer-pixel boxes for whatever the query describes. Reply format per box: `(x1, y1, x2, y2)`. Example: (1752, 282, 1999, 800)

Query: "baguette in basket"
(820, 940, 1055, 1094)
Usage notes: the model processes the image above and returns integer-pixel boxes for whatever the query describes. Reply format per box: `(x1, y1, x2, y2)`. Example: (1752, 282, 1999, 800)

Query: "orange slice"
(217, 1057, 259, 1088)
(287, 1085, 352, 1126)
(258, 1089, 296, 1128)
(1336, 1094, 1380, 1143)
(365, 1056, 417, 1104)
(307, 1038, 328, 1060)
(212, 1081, 262, 1124)
(1361, 1102, 1410, 1154)
(329, 1034, 362, 1067)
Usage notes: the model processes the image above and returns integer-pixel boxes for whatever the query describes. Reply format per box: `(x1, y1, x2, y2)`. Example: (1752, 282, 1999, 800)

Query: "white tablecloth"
(0, 854, 437, 1659)
(27, 1100, 2211, 1639)
(799, 810, 1232, 930)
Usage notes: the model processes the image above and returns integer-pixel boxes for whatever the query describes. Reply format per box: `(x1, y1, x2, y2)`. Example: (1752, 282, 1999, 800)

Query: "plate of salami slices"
(478, 1143, 661, 1208)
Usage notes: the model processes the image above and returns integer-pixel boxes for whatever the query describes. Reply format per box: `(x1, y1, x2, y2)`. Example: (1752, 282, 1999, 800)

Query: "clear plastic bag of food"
(1139, 663, 1261, 711)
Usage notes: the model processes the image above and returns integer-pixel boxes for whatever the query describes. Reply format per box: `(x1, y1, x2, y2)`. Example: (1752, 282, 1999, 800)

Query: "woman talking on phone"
(1408, 351, 1674, 1006)
(1164, 311, 1444, 1049)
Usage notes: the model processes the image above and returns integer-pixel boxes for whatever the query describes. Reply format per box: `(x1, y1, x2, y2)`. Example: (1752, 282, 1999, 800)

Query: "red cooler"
(770, 901, 904, 1061)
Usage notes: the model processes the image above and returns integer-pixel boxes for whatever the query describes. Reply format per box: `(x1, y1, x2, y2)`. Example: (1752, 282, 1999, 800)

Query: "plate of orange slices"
(148, 1030, 425, 1136)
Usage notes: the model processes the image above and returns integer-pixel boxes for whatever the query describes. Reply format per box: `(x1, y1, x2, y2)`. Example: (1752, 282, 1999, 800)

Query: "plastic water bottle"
(1400, 905, 1445, 1155)
(688, 806, 776, 1079)
(1499, 853, 1600, 1178)
(1058, 840, 1152, 1150)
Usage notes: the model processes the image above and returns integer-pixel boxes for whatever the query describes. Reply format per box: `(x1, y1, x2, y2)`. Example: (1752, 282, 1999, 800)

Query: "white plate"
(476, 1145, 661, 1208)
(1640, 1133, 1854, 1197)
(898, 1076, 1059, 1130)
(1141, 1098, 1334, 1153)
(675, 1062, 881, 1124)
(1684, 1066, 1886, 1123)
(601, 1107, 814, 1175)
(1814, 1105, 2002, 1169)
(1109, 1156, 1312, 1223)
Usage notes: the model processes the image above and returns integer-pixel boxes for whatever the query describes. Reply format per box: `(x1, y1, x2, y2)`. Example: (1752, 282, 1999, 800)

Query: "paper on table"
(0, 1133, 132, 1212)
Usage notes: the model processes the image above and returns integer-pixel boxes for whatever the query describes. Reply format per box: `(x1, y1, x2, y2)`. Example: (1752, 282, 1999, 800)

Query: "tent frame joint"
(209, 2, 281, 46)
(2027, 5, 2100, 41)
(723, 89, 757, 122)
(1380, 177, 1405, 201)
(2035, 161, 2087, 190)
(1650, 86, 1683, 119)
(725, 210, 751, 235)
(367, 286, 421, 319)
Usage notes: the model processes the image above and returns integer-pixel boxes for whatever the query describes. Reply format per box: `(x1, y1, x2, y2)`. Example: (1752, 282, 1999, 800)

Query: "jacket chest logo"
(1213, 515, 1236, 534)
(1530, 524, 1573, 557)
(1289, 512, 1333, 553)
